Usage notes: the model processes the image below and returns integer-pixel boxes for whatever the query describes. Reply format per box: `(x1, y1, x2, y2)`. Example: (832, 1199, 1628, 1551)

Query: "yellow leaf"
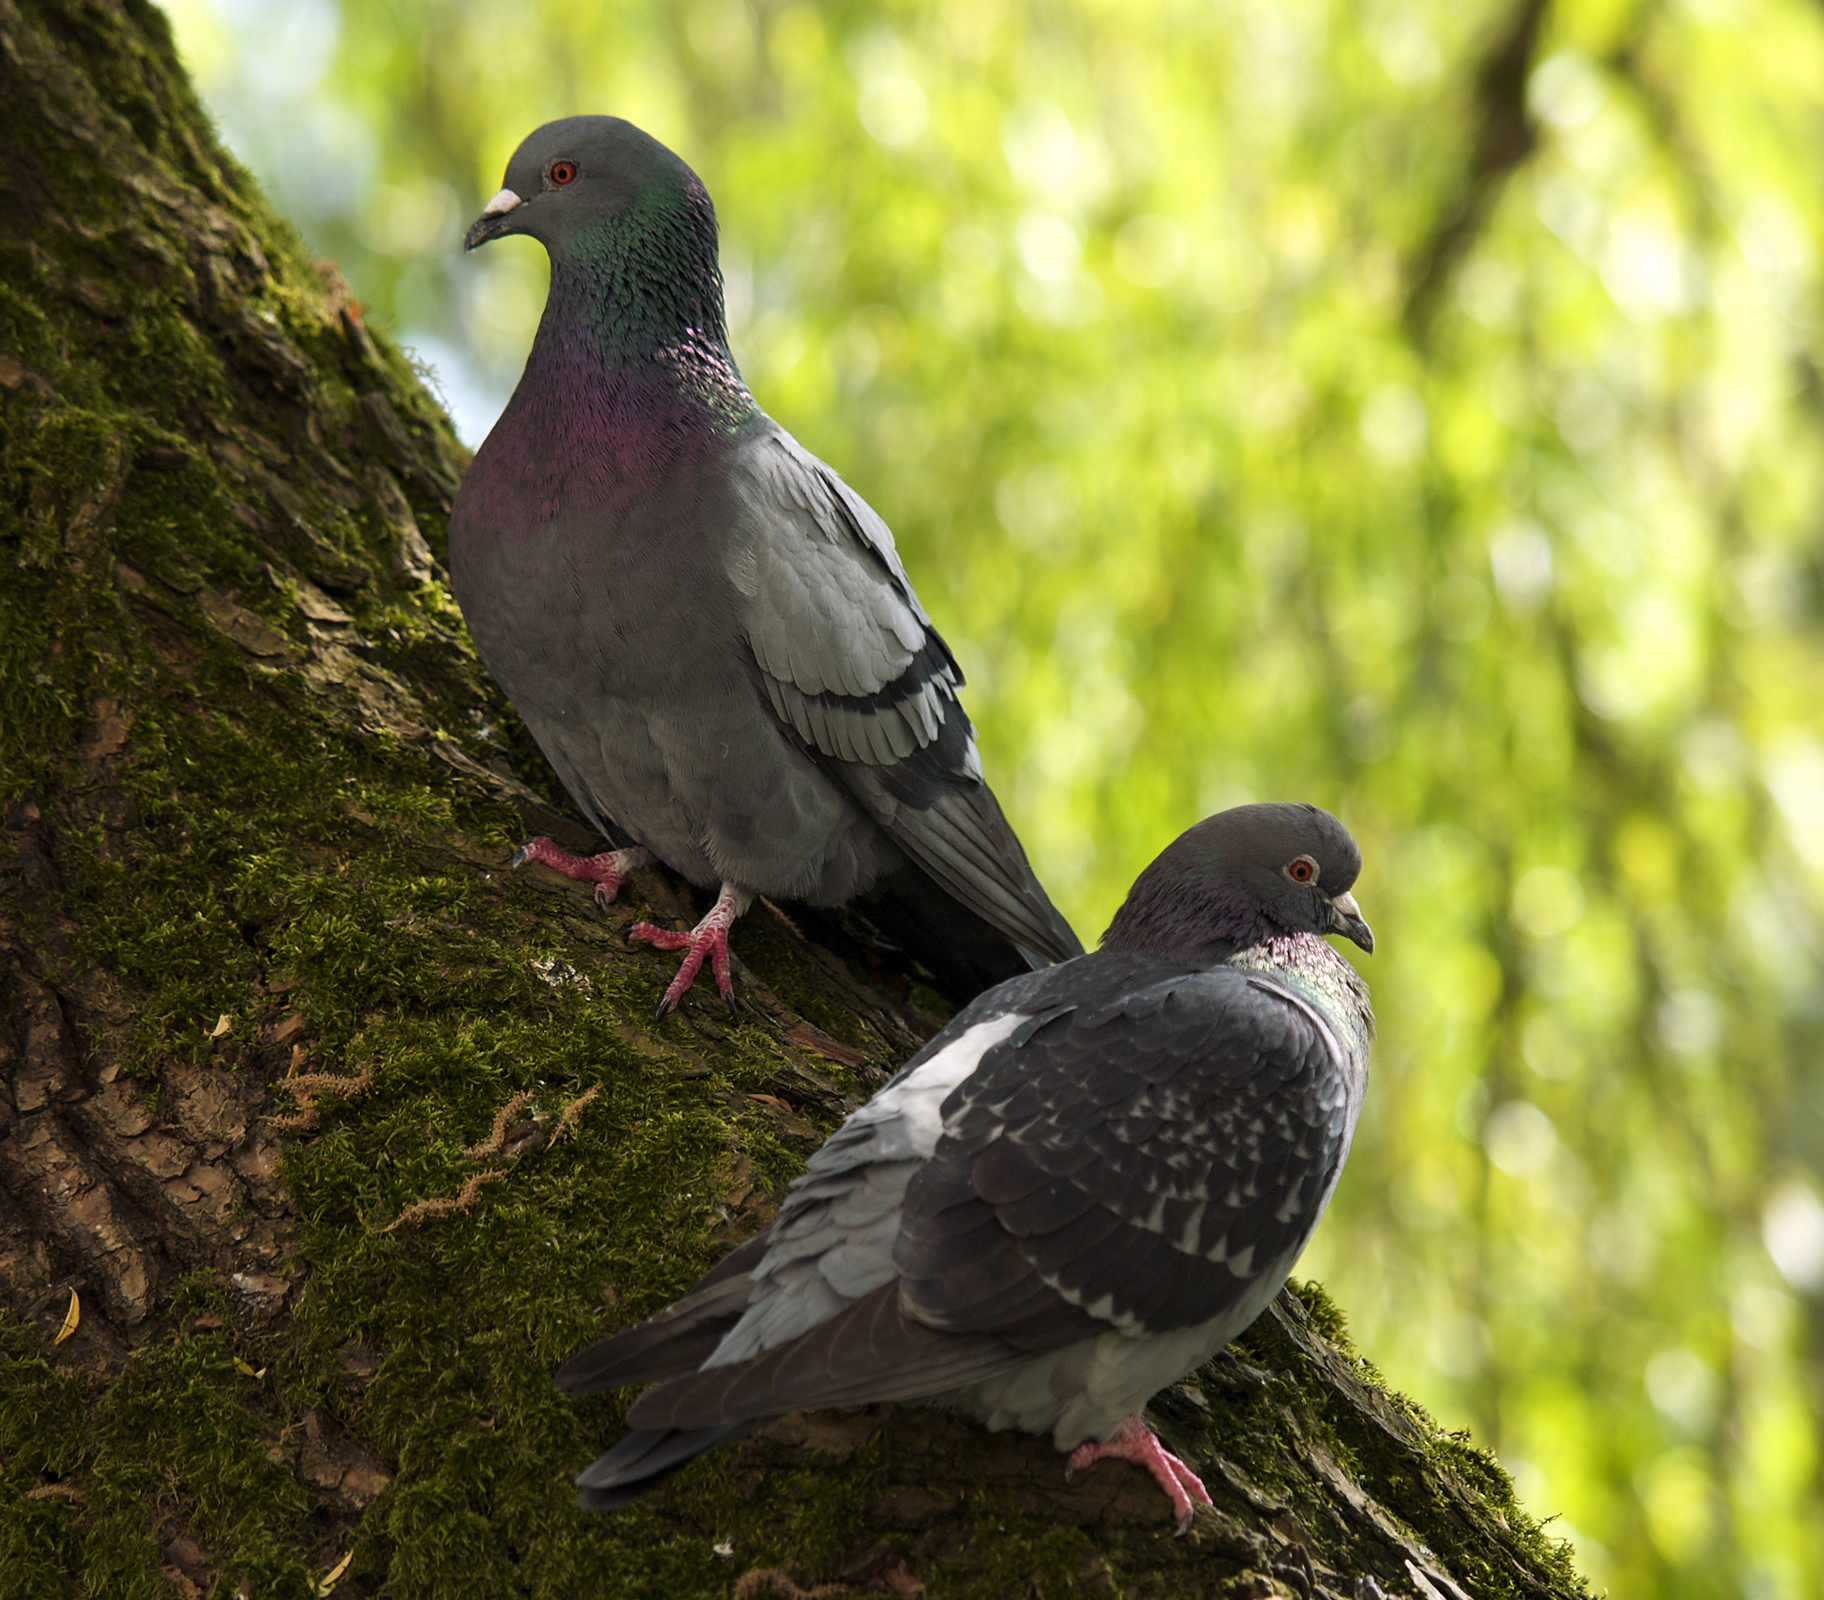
(207, 1013, 232, 1039)
(52, 1289, 79, 1345)
(313, 1550, 354, 1595)
(232, 1357, 266, 1378)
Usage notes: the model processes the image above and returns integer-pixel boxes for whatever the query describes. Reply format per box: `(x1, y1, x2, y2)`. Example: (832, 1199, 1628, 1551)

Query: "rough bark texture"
(0, 3, 1591, 1597)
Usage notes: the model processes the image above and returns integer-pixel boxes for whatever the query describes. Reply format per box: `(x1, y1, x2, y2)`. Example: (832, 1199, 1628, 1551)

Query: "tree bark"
(0, 3, 1589, 1596)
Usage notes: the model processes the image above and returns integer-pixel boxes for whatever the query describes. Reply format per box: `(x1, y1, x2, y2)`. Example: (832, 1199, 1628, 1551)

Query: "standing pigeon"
(451, 116, 1081, 1011)
(556, 801, 1375, 1528)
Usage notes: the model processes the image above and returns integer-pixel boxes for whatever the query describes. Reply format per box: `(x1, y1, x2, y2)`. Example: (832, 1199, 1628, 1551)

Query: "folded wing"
(727, 428, 1082, 965)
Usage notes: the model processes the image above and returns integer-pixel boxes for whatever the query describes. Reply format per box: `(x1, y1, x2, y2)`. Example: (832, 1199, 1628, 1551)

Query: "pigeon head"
(463, 116, 740, 380)
(1103, 802, 1373, 962)
(465, 116, 702, 256)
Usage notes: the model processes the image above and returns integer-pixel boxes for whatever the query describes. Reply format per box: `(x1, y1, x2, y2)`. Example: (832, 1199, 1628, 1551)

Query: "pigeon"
(451, 116, 1082, 1011)
(556, 801, 1375, 1529)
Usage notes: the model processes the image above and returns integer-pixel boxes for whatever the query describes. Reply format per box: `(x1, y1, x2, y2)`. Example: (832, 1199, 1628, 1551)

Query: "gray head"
(1103, 802, 1373, 963)
(463, 116, 740, 372)
(464, 116, 707, 259)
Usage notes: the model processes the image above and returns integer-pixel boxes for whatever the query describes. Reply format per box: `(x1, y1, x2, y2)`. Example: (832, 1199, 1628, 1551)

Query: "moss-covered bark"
(0, 3, 1590, 1596)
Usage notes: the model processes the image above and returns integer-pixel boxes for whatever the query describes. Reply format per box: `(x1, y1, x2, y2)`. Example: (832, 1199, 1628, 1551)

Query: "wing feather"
(725, 427, 1082, 965)
(895, 966, 1366, 1343)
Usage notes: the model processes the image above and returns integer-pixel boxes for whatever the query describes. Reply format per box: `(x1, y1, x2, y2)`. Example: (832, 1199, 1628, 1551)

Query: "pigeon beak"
(1326, 891, 1374, 954)
(465, 188, 526, 250)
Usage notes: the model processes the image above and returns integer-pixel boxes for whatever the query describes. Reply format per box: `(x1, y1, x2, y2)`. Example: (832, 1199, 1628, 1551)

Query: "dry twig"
(271, 1066, 373, 1129)
(759, 896, 807, 942)
(463, 1090, 535, 1158)
(377, 1168, 509, 1233)
(551, 1084, 601, 1145)
(732, 1571, 850, 1600)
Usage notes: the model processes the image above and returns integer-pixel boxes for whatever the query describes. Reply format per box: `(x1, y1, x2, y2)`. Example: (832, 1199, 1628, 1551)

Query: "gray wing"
(607, 956, 1360, 1430)
(725, 427, 1081, 963)
(619, 1000, 1050, 1428)
(555, 972, 1064, 1404)
(893, 967, 1364, 1345)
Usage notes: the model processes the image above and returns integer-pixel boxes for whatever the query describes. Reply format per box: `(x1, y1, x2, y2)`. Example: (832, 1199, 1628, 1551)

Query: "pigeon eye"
(549, 160, 578, 186)
(1285, 856, 1318, 885)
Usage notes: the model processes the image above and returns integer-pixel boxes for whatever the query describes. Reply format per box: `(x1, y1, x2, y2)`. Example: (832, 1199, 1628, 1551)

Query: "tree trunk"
(0, 3, 1589, 1596)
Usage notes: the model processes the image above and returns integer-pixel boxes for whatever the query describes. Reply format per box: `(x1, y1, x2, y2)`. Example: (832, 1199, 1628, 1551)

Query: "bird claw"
(510, 838, 650, 906)
(644, 986, 734, 1024)
(1065, 1415, 1212, 1535)
(630, 883, 744, 1013)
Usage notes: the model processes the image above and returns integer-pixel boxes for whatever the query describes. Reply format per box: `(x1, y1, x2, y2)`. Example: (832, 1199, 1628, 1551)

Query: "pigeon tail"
(573, 1422, 754, 1510)
(1065, 1413, 1214, 1534)
(849, 864, 1059, 1003)
(511, 838, 652, 907)
(556, 1235, 770, 1394)
(873, 783, 1083, 968)
(630, 881, 752, 1013)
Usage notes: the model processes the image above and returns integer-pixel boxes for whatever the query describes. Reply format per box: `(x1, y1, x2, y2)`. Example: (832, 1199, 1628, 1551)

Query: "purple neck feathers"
(472, 178, 758, 521)
(1102, 874, 1275, 964)
(473, 348, 728, 522)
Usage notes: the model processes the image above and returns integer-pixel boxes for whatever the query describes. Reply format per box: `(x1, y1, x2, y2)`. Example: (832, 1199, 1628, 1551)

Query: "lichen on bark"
(0, 2, 1588, 1596)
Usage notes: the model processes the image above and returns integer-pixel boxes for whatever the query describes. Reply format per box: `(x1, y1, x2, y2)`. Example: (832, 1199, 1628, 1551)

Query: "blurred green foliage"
(159, 0, 1824, 1592)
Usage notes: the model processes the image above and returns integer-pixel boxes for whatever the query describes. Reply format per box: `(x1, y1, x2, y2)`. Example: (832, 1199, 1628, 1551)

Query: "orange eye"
(1286, 857, 1317, 884)
(549, 160, 578, 185)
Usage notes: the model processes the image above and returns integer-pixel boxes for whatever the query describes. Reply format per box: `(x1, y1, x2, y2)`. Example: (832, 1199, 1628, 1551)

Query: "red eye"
(549, 160, 578, 185)
(1286, 857, 1317, 884)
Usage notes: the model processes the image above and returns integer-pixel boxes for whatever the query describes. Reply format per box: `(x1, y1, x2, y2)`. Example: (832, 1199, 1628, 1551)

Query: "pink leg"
(629, 882, 751, 1014)
(510, 838, 651, 908)
(1066, 1414, 1213, 1534)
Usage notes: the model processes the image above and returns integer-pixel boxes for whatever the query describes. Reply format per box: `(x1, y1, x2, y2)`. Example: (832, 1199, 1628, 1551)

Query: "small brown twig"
(462, 1090, 535, 1158)
(550, 1084, 601, 1145)
(759, 896, 808, 943)
(270, 1066, 373, 1130)
(377, 1168, 508, 1233)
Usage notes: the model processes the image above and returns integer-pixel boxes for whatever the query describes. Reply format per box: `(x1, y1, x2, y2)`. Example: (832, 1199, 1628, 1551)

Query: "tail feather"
(557, 1235, 771, 1394)
(839, 768, 1083, 977)
(888, 785, 1082, 966)
(573, 1423, 754, 1511)
(852, 865, 1040, 1001)
(556, 1315, 741, 1394)
(626, 1280, 1026, 1430)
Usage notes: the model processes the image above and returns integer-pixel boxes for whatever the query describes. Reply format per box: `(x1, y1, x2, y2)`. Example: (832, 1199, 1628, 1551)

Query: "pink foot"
(1066, 1414, 1213, 1534)
(629, 882, 751, 1014)
(510, 838, 650, 907)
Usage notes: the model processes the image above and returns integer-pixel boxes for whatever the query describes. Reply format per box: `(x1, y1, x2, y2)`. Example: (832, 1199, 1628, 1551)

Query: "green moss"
(1285, 1277, 1353, 1348)
(1, 411, 1585, 1596)
(0, 1318, 321, 1599)
(1222, 1293, 1589, 1599)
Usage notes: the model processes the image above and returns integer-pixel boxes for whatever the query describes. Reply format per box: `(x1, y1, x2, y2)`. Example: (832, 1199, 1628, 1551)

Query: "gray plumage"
(451, 116, 1080, 1006)
(558, 802, 1375, 1522)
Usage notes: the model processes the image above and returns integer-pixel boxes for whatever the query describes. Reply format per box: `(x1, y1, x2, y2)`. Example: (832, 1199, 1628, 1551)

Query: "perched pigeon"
(557, 802, 1375, 1528)
(451, 117, 1082, 1010)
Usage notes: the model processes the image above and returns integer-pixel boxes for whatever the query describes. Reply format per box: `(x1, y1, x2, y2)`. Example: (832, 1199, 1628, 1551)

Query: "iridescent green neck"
(539, 177, 755, 429)
(1229, 932, 1376, 1055)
